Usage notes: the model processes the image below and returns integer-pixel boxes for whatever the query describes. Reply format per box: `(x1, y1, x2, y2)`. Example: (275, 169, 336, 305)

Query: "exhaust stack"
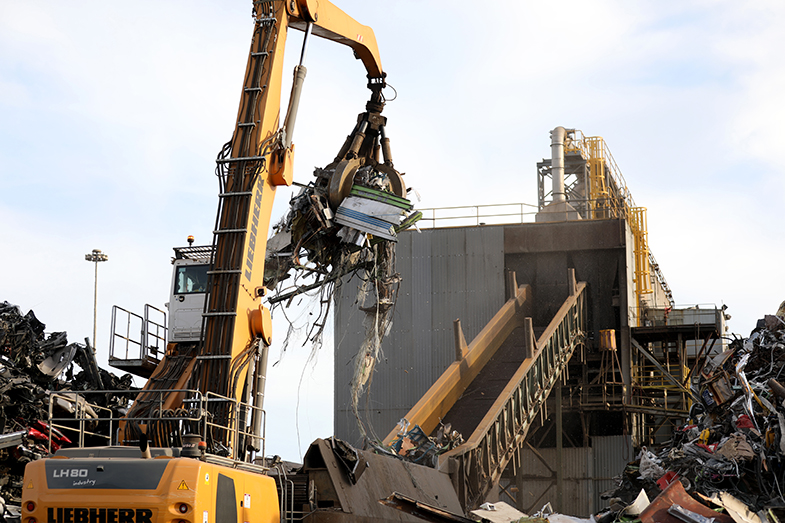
(551, 126, 566, 203)
(536, 126, 580, 223)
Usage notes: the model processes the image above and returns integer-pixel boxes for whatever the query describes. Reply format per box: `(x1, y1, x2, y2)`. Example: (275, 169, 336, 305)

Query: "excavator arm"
(287, 0, 385, 78)
(126, 0, 404, 458)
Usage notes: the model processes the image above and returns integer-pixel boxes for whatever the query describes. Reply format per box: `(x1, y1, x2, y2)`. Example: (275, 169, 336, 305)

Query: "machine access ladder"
(384, 269, 586, 510)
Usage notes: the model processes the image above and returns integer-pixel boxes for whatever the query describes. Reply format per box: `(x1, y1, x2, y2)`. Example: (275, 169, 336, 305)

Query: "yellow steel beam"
(382, 285, 533, 445)
(288, 0, 384, 78)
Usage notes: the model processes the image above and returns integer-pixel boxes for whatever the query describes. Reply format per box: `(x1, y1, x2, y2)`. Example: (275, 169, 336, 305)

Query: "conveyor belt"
(446, 282, 585, 510)
(440, 326, 529, 439)
(385, 271, 586, 511)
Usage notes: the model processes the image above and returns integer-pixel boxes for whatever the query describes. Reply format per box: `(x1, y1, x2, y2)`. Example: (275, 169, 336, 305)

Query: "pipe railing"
(416, 203, 539, 229)
(109, 304, 167, 366)
(415, 200, 674, 308)
(47, 389, 265, 461)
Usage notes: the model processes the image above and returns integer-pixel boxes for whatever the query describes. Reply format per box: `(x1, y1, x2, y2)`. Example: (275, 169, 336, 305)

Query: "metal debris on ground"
(600, 302, 785, 523)
(0, 301, 135, 512)
(471, 501, 529, 523)
(381, 420, 465, 467)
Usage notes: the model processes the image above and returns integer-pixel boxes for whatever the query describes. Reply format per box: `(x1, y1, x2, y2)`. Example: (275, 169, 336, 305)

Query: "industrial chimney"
(535, 126, 581, 223)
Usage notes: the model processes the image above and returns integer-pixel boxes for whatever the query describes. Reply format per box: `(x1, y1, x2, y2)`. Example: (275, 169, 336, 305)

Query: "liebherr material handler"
(19, 2, 431, 523)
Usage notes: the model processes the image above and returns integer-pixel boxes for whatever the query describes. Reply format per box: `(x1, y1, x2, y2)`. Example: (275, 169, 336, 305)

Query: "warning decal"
(178, 481, 188, 491)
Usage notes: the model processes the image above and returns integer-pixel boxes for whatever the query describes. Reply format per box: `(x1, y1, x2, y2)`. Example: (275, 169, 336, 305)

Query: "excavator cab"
(168, 245, 212, 343)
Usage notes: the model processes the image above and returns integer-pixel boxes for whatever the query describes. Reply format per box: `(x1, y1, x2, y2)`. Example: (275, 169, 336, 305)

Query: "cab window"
(175, 265, 209, 294)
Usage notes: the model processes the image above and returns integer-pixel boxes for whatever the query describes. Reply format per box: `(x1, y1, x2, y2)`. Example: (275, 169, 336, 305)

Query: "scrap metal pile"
(383, 421, 465, 467)
(603, 304, 785, 523)
(264, 164, 419, 313)
(0, 301, 135, 510)
(266, 163, 420, 437)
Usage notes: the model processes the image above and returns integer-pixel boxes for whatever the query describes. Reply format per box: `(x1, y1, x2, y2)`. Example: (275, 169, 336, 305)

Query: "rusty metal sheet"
(302, 438, 463, 523)
(639, 480, 734, 523)
(379, 492, 474, 523)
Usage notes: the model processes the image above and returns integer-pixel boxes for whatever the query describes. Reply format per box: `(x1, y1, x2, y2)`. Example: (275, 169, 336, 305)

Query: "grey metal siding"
(334, 226, 505, 445)
(592, 434, 634, 509)
(509, 435, 631, 516)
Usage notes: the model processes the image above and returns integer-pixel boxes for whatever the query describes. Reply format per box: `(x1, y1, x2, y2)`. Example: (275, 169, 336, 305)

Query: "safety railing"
(416, 203, 539, 229)
(110, 306, 143, 361)
(562, 130, 659, 316)
(110, 304, 167, 367)
(630, 339, 697, 407)
(564, 130, 636, 212)
(48, 393, 115, 452)
(635, 361, 689, 389)
(202, 391, 266, 460)
(627, 365, 691, 423)
(270, 462, 298, 523)
(417, 195, 673, 310)
(649, 253, 674, 307)
(635, 304, 722, 328)
(440, 282, 586, 510)
(47, 389, 265, 461)
(144, 304, 167, 357)
(416, 200, 646, 228)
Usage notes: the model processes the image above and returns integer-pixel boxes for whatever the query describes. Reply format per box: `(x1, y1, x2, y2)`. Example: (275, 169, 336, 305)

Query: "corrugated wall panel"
(592, 435, 633, 510)
(514, 447, 591, 517)
(409, 230, 435, 407)
(429, 228, 453, 381)
(466, 226, 506, 344)
(334, 226, 505, 445)
(512, 436, 631, 517)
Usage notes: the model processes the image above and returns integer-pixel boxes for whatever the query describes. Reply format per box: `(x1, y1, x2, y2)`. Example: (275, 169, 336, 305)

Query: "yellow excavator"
(20, 2, 423, 523)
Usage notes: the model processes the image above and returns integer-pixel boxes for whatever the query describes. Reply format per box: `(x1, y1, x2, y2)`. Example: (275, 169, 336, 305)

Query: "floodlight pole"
(84, 248, 109, 353)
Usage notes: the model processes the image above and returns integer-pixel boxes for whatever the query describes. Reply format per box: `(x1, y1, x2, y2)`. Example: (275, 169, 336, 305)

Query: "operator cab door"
(169, 260, 208, 342)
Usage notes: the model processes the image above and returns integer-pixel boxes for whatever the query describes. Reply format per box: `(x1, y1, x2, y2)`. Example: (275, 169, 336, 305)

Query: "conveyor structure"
(384, 270, 587, 510)
(332, 126, 726, 515)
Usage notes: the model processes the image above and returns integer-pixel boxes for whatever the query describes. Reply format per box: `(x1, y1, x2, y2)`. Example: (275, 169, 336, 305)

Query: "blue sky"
(2, 1, 784, 460)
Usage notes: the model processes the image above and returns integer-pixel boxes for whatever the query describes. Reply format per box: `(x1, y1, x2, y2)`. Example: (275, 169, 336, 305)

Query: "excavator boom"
(21, 5, 422, 523)
(287, 0, 385, 78)
(123, 0, 401, 458)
